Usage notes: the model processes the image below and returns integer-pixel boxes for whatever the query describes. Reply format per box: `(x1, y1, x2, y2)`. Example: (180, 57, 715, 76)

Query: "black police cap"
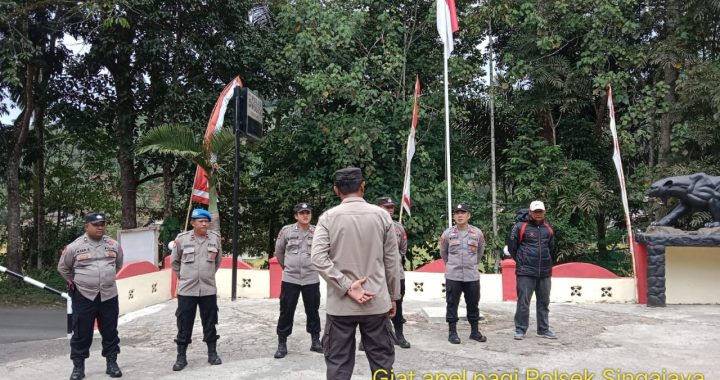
(377, 197, 395, 207)
(293, 202, 312, 213)
(84, 212, 106, 224)
(334, 167, 363, 183)
(453, 203, 471, 213)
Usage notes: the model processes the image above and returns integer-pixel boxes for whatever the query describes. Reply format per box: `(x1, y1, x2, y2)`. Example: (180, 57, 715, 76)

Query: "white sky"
(1, 35, 87, 125)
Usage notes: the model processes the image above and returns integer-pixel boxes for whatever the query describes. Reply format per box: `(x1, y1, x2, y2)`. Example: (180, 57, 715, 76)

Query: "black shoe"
(310, 333, 323, 353)
(207, 341, 222, 365)
(106, 355, 123, 377)
(448, 323, 461, 344)
(69, 360, 85, 380)
(274, 336, 288, 359)
(469, 331, 487, 342)
(173, 344, 188, 371)
(469, 322, 487, 342)
(394, 326, 411, 349)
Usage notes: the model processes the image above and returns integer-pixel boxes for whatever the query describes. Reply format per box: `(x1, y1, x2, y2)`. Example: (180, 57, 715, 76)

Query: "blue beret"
(191, 209, 212, 221)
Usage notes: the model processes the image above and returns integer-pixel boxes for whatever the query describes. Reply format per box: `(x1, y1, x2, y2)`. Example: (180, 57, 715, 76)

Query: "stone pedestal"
(635, 227, 720, 307)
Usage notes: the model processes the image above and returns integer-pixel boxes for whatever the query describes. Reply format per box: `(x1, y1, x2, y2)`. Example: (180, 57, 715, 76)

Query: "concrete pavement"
(1, 298, 718, 379)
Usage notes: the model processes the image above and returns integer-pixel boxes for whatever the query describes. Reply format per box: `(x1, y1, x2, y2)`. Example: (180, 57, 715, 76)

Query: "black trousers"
(70, 292, 120, 361)
(174, 294, 219, 345)
(323, 313, 394, 380)
(514, 275, 551, 334)
(276, 281, 321, 337)
(390, 279, 406, 328)
(445, 279, 480, 323)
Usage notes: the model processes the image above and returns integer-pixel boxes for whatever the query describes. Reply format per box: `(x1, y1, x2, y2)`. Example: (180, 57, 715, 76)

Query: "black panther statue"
(648, 173, 720, 228)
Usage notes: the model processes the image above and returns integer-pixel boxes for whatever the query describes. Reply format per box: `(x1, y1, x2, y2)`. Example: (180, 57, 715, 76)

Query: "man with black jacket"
(507, 200, 557, 340)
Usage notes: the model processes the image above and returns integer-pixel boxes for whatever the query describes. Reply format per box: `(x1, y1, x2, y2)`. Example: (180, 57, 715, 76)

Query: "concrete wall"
(216, 268, 270, 299)
(666, 246, 720, 304)
(402, 272, 504, 302)
(116, 267, 172, 316)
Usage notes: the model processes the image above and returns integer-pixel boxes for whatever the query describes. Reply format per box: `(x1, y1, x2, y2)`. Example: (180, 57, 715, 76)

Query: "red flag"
(436, 0, 459, 58)
(402, 76, 421, 216)
(191, 77, 244, 204)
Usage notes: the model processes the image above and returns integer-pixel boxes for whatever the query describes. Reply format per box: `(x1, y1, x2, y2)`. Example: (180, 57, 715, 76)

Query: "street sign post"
(232, 87, 264, 300)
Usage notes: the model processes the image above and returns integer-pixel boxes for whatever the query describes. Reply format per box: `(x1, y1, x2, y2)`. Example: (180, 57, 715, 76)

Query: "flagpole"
(607, 84, 638, 301)
(444, 54, 452, 228)
(183, 193, 193, 231)
(399, 165, 409, 225)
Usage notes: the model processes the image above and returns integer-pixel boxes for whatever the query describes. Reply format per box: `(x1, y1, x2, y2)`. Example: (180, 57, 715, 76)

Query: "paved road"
(1, 299, 719, 379)
(0, 307, 66, 344)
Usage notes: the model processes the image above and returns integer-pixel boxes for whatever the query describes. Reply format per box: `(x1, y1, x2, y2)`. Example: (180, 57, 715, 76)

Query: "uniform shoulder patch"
(208, 230, 221, 237)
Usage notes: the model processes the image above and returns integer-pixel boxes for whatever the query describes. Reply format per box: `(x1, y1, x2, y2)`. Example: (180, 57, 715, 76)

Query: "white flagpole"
(607, 84, 638, 301)
(444, 53, 452, 228)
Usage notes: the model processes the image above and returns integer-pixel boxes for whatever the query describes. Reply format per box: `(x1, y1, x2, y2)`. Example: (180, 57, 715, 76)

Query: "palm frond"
(207, 129, 237, 164)
(136, 123, 203, 159)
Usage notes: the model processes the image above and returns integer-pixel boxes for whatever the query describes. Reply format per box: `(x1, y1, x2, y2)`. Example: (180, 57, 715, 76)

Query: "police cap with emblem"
(191, 208, 212, 221)
(84, 212, 106, 224)
(453, 202, 471, 213)
(377, 197, 395, 207)
(293, 202, 312, 213)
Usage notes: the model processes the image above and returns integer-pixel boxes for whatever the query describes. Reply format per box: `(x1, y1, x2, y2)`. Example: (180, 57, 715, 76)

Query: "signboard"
(117, 226, 159, 266)
(235, 88, 264, 141)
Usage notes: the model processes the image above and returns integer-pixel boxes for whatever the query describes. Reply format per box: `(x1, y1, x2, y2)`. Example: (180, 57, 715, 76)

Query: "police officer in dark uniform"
(170, 209, 223, 371)
(439, 203, 487, 344)
(58, 212, 124, 380)
(273, 202, 323, 358)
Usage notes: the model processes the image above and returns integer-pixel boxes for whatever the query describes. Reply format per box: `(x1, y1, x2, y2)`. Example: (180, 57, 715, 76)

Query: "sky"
(1, 35, 88, 126)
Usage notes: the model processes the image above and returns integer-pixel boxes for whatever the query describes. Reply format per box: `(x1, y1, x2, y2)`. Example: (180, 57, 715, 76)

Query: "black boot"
(394, 324, 411, 349)
(69, 359, 85, 380)
(448, 322, 461, 344)
(207, 341, 222, 365)
(469, 321, 487, 342)
(310, 333, 323, 353)
(274, 336, 288, 359)
(172, 344, 188, 371)
(106, 354, 123, 377)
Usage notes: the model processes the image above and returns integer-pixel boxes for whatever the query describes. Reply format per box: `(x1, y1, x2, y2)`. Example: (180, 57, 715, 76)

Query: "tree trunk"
(5, 65, 37, 275)
(648, 112, 657, 169)
(162, 160, 175, 223)
(595, 212, 607, 256)
(32, 99, 47, 269)
(106, 24, 138, 229)
(658, 0, 680, 166)
(594, 92, 608, 137)
(539, 110, 555, 144)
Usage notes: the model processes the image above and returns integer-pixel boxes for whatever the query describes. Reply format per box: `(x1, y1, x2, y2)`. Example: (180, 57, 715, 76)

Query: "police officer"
(58, 212, 124, 380)
(376, 196, 411, 349)
(273, 202, 323, 359)
(311, 167, 401, 380)
(439, 203, 487, 344)
(170, 209, 223, 371)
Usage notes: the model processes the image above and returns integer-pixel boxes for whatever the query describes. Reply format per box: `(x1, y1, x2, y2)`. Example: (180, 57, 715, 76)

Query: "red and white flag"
(607, 85, 635, 256)
(436, 0, 459, 59)
(402, 76, 421, 216)
(191, 77, 244, 204)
